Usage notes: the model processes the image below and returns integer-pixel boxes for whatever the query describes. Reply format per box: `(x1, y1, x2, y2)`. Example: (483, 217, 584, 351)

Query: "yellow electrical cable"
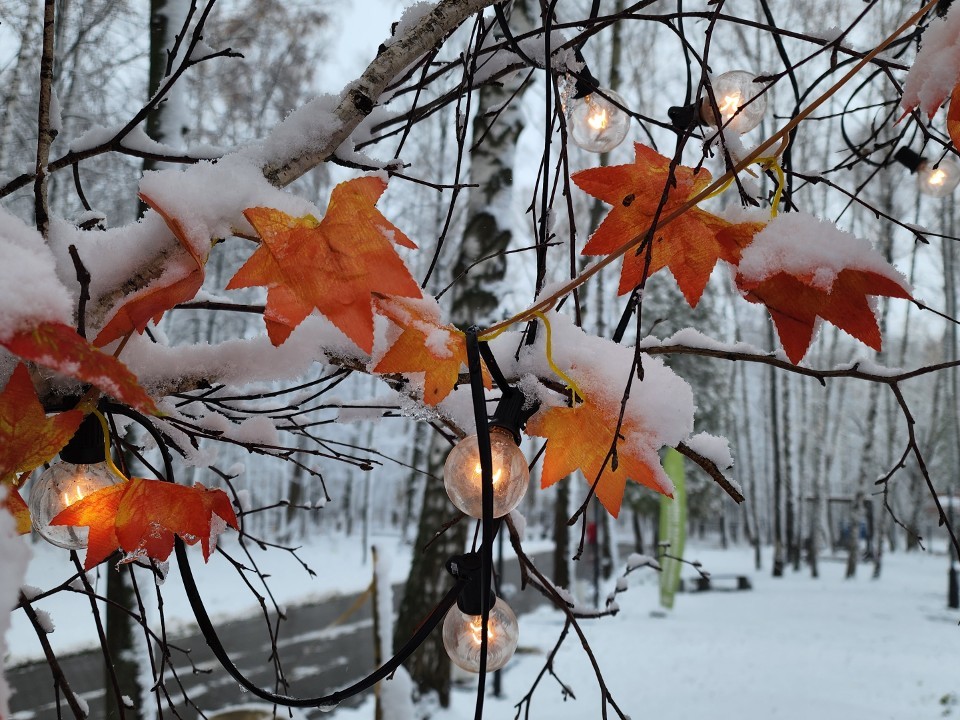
(702, 175, 735, 200)
(531, 311, 584, 405)
(752, 155, 785, 217)
(475, 324, 510, 342)
(90, 408, 129, 483)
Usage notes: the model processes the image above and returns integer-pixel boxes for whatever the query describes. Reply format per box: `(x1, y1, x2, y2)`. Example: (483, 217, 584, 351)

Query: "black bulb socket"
(59, 413, 107, 465)
(894, 148, 923, 173)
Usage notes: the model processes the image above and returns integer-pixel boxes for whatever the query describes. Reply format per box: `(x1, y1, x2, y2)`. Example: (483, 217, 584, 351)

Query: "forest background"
(1, 0, 959, 718)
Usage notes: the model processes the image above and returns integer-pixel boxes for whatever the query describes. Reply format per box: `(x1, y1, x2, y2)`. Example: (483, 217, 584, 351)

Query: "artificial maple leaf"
(94, 192, 206, 347)
(572, 143, 751, 305)
(734, 214, 911, 363)
(526, 395, 673, 518)
(2, 321, 157, 414)
(227, 176, 421, 351)
(0, 364, 84, 486)
(738, 269, 910, 363)
(372, 295, 490, 404)
(948, 84, 960, 151)
(51, 477, 239, 570)
(2, 485, 32, 535)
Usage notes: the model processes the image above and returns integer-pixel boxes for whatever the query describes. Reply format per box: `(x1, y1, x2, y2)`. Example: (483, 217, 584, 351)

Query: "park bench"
(679, 574, 752, 592)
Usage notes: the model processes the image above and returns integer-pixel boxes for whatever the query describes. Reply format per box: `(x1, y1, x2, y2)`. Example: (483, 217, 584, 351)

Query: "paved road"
(7, 549, 563, 719)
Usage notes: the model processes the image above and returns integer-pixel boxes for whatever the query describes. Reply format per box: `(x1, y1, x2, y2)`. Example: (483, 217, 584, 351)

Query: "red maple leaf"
(373, 295, 489, 405)
(572, 143, 751, 305)
(526, 394, 673, 518)
(226, 176, 422, 351)
(51, 477, 239, 570)
(735, 215, 911, 363)
(94, 192, 207, 347)
(2, 322, 157, 414)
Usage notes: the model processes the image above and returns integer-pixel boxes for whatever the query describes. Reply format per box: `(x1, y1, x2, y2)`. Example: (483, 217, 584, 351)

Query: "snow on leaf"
(93, 192, 207, 347)
(735, 213, 911, 363)
(572, 142, 751, 305)
(0, 364, 84, 489)
(526, 389, 674, 518)
(1, 322, 158, 414)
(901, 3, 960, 117)
(372, 295, 489, 405)
(226, 176, 421, 351)
(51, 477, 239, 570)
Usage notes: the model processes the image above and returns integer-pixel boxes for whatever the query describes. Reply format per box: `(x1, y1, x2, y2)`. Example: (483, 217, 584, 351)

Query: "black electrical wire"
(101, 401, 470, 711)
(465, 328, 496, 720)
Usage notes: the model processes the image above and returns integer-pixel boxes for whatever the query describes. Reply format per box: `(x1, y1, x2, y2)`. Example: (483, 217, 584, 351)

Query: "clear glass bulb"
(443, 428, 529, 519)
(701, 70, 767, 134)
(442, 597, 519, 673)
(567, 89, 630, 153)
(28, 462, 119, 549)
(917, 157, 960, 198)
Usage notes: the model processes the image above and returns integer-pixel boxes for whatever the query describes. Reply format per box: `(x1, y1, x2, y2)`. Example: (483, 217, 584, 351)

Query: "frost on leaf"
(51, 477, 239, 569)
(227, 176, 421, 351)
(735, 213, 911, 363)
(572, 142, 754, 305)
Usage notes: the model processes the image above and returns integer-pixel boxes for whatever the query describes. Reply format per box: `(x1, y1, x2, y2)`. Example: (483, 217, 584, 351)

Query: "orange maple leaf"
(735, 215, 911, 363)
(0, 364, 84, 485)
(1, 322, 157, 414)
(526, 394, 673, 518)
(94, 192, 206, 347)
(572, 143, 751, 305)
(2, 485, 32, 534)
(226, 176, 421, 351)
(51, 477, 239, 570)
(372, 296, 489, 405)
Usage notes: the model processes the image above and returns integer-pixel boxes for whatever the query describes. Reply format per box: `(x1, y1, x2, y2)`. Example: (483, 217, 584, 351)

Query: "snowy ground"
(344, 543, 960, 720)
(7, 536, 960, 719)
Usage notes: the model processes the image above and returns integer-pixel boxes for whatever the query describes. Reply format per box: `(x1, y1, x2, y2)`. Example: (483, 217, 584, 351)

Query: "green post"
(659, 449, 687, 609)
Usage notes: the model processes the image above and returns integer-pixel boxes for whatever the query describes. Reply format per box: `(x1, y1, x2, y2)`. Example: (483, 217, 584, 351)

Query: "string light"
(442, 596, 519, 673)
(443, 426, 528, 519)
(567, 89, 631, 153)
(895, 148, 960, 198)
(701, 70, 767, 134)
(28, 413, 120, 549)
(917, 157, 960, 197)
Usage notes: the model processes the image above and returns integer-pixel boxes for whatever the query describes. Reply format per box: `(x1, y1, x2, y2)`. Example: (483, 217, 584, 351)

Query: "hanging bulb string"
(465, 328, 496, 720)
(97, 401, 472, 710)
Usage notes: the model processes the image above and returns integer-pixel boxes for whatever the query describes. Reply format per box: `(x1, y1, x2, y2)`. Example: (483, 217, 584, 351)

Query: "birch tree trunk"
(393, 0, 533, 704)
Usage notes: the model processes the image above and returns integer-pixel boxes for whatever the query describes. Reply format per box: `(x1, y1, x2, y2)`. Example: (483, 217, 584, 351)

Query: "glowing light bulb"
(917, 157, 960, 198)
(442, 597, 519, 673)
(701, 70, 767, 134)
(567, 89, 630, 153)
(443, 428, 529, 519)
(28, 461, 119, 549)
